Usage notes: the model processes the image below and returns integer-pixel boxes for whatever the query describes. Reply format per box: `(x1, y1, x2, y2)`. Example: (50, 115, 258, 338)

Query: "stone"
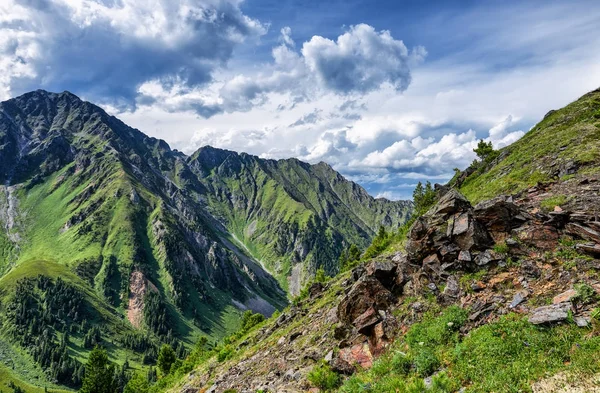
(552, 289, 577, 304)
(324, 350, 334, 363)
(458, 250, 472, 262)
(277, 336, 286, 345)
(509, 291, 527, 308)
(365, 260, 398, 289)
(473, 196, 526, 237)
(337, 276, 395, 326)
(430, 189, 472, 217)
(308, 282, 324, 298)
(330, 356, 356, 375)
(471, 281, 486, 291)
(574, 316, 590, 327)
(528, 303, 571, 324)
(353, 307, 382, 334)
(565, 223, 600, 243)
(339, 342, 373, 369)
(443, 275, 460, 298)
(521, 260, 541, 278)
(475, 250, 494, 266)
(514, 225, 559, 250)
(576, 243, 600, 257)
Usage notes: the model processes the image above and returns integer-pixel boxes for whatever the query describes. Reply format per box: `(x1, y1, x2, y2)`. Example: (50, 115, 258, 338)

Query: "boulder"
(429, 189, 472, 217)
(513, 225, 559, 250)
(442, 275, 460, 298)
(528, 303, 571, 324)
(365, 260, 399, 290)
(337, 276, 395, 326)
(473, 196, 526, 239)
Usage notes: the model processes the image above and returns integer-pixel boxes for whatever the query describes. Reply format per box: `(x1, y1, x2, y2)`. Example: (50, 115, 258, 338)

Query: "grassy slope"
(460, 88, 600, 203)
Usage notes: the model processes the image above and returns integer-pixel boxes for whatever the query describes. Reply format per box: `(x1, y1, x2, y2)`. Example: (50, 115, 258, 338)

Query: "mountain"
(188, 146, 412, 293)
(167, 88, 600, 393)
(0, 90, 411, 391)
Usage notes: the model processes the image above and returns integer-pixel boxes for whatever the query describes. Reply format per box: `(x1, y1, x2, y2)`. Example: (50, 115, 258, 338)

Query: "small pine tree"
(157, 344, 176, 375)
(79, 347, 116, 393)
(123, 373, 149, 393)
(473, 139, 494, 161)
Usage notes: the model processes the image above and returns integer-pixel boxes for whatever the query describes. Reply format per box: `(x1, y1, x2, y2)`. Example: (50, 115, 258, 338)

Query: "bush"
(307, 363, 341, 391)
(413, 347, 440, 377)
(217, 345, 234, 362)
(574, 283, 597, 304)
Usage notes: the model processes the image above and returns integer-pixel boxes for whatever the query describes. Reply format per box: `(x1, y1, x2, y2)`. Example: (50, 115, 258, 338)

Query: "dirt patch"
(532, 372, 600, 392)
(127, 271, 148, 328)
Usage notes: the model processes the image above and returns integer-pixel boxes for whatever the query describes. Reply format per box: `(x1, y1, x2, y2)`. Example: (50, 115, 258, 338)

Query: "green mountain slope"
(458, 87, 600, 202)
(187, 146, 412, 293)
(0, 90, 411, 391)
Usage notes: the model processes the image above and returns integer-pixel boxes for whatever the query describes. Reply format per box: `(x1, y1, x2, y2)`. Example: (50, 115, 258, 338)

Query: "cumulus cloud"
(302, 24, 426, 94)
(0, 0, 266, 102)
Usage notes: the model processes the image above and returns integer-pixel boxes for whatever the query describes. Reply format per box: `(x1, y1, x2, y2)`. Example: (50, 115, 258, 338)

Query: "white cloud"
(0, 0, 266, 103)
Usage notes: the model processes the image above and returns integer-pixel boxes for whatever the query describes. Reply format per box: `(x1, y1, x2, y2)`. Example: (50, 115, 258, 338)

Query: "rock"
(277, 336, 286, 345)
(520, 260, 541, 278)
(471, 281, 486, 291)
(458, 250, 472, 262)
(308, 282, 324, 298)
(289, 331, 302, 342)
(576, 243, 600, 257)
(337, 276, 395, 327)
(475, 250, 496, 266)
(528, 303, 571, 324)
(339, 342, 373, 369)
(330, 356, 356, 375)
(324, 350, 334, 363)
(353, 307, 382, 334)
(552, 289, 577, 304)
(443, 275, 460, 298)
(473, 196, 526, 239)
(565, 223, 600, 243)
(574, 316, 590, 327)
(452, 214, 493, 252)
(430, 189, 472, 217)
(509, 291, 527, 308)
(365, 260, 398, 289)
(514, 225, 559, 250)
(333, 324, 352, 340)
(180, 386, 199, 393)
(352, 265, 366, 282)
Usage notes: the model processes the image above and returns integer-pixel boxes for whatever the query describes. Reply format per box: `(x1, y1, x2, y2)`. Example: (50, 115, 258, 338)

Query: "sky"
(2, 0, 600, 200)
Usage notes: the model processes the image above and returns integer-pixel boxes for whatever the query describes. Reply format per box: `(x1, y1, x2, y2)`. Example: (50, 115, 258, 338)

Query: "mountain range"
(0, 90, 411, 390)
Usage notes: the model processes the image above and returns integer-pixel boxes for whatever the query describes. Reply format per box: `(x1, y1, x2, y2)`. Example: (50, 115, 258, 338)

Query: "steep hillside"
(0, 90, 410, 391)
(166, 88, 600, 393)
(457, 87, 600, 203)
(188, 146, 412, 293)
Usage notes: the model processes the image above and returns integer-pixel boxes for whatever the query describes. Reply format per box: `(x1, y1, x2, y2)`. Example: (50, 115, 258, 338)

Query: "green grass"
(337, 307, 600, 393)
(540, 195, 570, 212)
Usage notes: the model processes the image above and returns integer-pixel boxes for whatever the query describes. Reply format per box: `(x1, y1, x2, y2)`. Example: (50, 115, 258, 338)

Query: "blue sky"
(2, 0, 600, 199)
